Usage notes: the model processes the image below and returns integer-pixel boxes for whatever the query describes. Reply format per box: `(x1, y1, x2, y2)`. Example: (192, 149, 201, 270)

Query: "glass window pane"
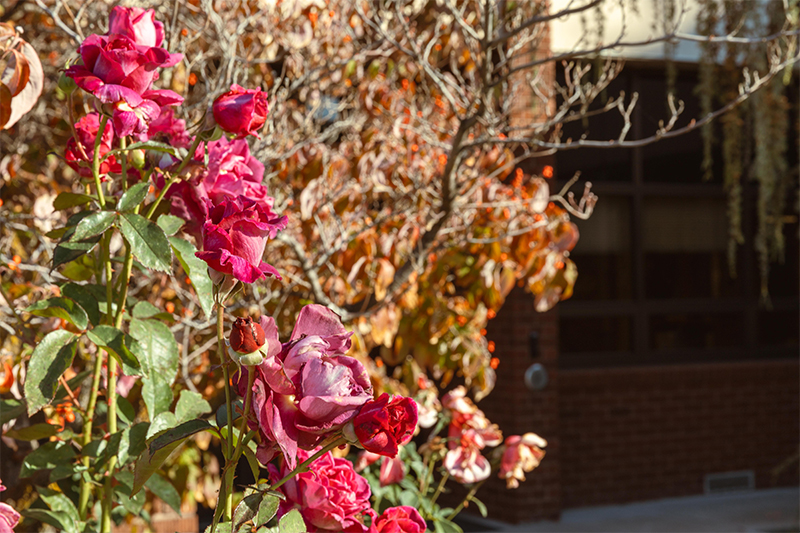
(561, 316, 633, 353)
(569, 196, 633, 300)
(649, 313, 744, 351)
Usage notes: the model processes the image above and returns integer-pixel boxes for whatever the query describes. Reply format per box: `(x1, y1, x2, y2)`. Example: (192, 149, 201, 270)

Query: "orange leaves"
(0, 23, 43, 130)
(374, 258, 396, 302)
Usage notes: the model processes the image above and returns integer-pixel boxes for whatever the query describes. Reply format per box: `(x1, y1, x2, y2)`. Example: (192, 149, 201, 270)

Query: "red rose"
(65, 112, 120, 178)
(353, 393, 417, 457)
(108, 6, 165, 47)
(230, 316, 266, 354)
(212, 84, 268, 138)
(371, 506, 426, 533)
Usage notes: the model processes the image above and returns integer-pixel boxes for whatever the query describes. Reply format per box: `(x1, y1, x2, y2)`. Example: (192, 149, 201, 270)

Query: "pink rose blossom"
(146, 107, 192, 148)
(108, 6, 165, 47)
(0, 479, 20, 533)
(212, 84, 268, 138)
(65, 20, 183, 136)
(442, 386, 502, 484)
(370, 506, 426, 533)
(270, 448, 373, 533)
(498, 433, 547, 489)
(195, 195, 286, 284)
(236, 305, 373, 469)
(170, 137, 272, 237)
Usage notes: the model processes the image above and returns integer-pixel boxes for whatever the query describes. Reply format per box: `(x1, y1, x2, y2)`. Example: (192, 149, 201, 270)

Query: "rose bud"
(212, 84, 268, 138)
(230, 316, 265, 354)
(353, 393, 418, 458)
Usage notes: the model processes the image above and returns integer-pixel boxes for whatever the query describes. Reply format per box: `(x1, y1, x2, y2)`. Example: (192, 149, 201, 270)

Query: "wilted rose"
(270, 448, 373, 533)
(195, 195, 286, 284)
(212, 84, 268, 138)
(370, 506, 426, 533)
(352, 393, 417, 458)
(498, 433, 547, 489)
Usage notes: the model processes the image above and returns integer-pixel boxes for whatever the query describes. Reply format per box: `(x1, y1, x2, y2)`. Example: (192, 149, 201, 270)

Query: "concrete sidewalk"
(457, 487, 800, 532)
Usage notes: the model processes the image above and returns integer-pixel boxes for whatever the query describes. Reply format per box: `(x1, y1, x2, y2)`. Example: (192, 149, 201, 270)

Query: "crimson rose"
(353, 393, 417, 458)
(212, 84, 268, 138)
(370, 507, 426, 533)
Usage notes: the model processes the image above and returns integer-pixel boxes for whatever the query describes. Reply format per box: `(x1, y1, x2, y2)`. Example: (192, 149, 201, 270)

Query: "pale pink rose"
(0, 479, 20, 533)
(355, 450, 406, 487)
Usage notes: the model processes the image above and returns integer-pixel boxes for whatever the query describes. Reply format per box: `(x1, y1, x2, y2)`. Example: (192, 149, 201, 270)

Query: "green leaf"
(129, 318, 179, 417)
(86, 325, 142, 376)
(118, 213, 172, 272)
(132, 419, 212, 496)
(97, 430, 123, 467)
(433, 519, 463, 533)
(22, 509, 76, 532)
(243, 447, 261, 485)
(70, 211, 116, 242)
(233, 492, 262, 531)
(170, 236, 214, 318)
(157, 214, 184, 236)
(61, 283, 101, 326)
(131, 301, 161, 319)
(146, 412, 177, 439)
(118, 422, 149, 466)
(279, 509, 306, 533)
(175, 390, 211, 423)
(471, 496, 488, 518)
(117, 396, 136, 426)
(20, 440, 76, 478)
(25, 297, 89, 330)
(53, 239, 100, 269)
(118, 182, 150, 212)
(205, 524, 232, 533)
(256, 493, 281, 527)
(0, 398, 25, 425)
(53, 192, 94, 211)
(118, 140, 177, 157)
(145, 473, 182, 514)
(5, 422, 60, 441)
(38, 486, 81, 523)
(24, 329, 77, 415)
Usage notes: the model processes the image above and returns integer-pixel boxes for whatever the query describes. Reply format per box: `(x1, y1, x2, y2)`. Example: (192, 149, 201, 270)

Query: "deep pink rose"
(371, 507, 426, 533)
(0, 479, 20, 533)
(270, 449, 373, 533)
(65, 112, 120, 178)
(65, 32, 182, 136)
(195, 195, 286, 284)
(170, 137, 272, 237)
(353, 393, 417, 458)
(236, 305, 373, 469)
(212, 84, 268, 138)
(146, 107, 192, 148)
(108, 6, 165, 47)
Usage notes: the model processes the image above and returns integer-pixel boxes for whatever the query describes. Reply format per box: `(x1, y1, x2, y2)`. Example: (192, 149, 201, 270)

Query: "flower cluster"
(441, 386, 503, 484)
(234, 305, 418, 470)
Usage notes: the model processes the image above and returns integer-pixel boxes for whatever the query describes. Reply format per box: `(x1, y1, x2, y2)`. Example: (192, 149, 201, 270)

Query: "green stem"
(175, 135, 202, 175)
(119, 136, 128, 192)
(78, 348, 104, 519)
(216, 302, 234, 522)
(146, 173, 177, 220)
(429, 471, 449, 508)
(270, 437, 348, 492)
(230, 368, 256, 472)
(446, 479, 486, 521)
(92, 116, 109, 209)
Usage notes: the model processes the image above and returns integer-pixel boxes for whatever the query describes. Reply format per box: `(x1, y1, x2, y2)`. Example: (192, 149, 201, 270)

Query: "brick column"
(476, 286, 562, 522)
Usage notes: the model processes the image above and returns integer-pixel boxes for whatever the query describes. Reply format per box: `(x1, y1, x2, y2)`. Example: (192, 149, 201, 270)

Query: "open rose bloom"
(236, 305, 374, 469)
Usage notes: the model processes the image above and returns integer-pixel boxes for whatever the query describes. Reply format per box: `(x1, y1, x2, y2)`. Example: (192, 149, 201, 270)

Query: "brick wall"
(559, 360, 800, 508)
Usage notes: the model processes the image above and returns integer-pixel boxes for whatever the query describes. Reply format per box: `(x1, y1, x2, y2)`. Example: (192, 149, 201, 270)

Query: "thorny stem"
(429, 471, 450, 509)
(230, 368, 256, 476)
(78, 348, 104, 519)
(92, 116, 109, 209)
(269, 437, 348, 492)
